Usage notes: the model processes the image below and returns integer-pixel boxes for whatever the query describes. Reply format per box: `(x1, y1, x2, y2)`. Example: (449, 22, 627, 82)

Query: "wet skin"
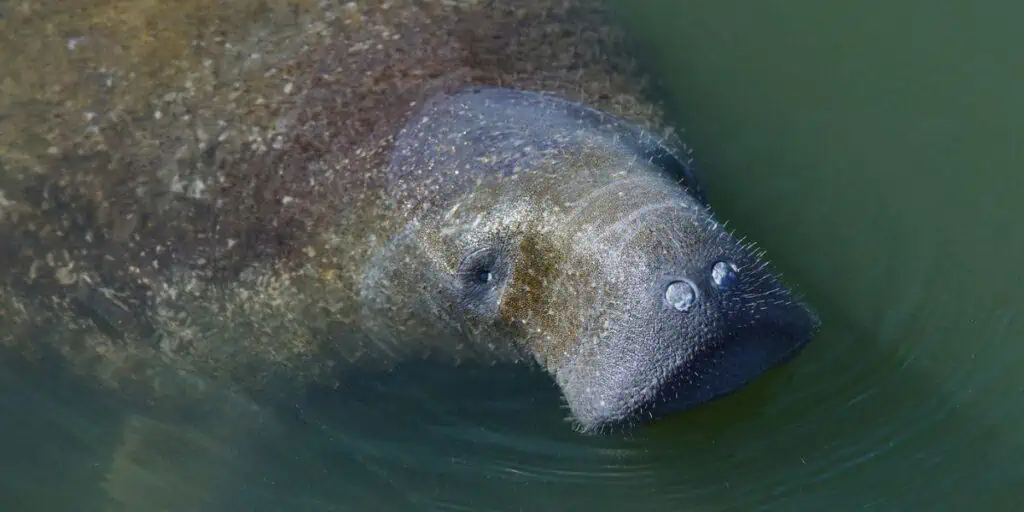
(361, 86, 822, 433)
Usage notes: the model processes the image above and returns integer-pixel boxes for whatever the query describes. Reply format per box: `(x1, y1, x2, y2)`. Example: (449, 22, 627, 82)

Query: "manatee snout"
(553, 198, 821, 432)
(374, 86, 820, 434)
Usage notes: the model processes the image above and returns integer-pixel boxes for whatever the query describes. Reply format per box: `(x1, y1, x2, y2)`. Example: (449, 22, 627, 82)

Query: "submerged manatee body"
(0, 0, 817, 436)
(0, 2, 819, 507)
(362, 86, 821, 432)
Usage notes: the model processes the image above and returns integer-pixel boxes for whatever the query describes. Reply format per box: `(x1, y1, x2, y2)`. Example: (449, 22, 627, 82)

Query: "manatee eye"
(711, 261, 739, 290)
(457, 246, 508, 315)
(459, 247, 504, 288)
(476, 269, 494, 284)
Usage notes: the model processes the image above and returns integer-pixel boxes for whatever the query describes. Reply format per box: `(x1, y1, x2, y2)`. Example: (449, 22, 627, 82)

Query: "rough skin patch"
(0, 0, 670, 410)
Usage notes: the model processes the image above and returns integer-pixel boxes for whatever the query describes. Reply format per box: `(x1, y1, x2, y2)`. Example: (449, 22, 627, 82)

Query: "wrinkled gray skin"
(360, 86, 821, 433)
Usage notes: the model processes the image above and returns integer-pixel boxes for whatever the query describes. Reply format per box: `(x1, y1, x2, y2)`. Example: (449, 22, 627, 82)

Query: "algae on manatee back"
(0, 0, 668, 415)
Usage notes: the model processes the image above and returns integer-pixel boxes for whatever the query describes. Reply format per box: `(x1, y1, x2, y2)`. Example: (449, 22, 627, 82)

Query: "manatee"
(0, 0, 819, 507)
(358, 85, 820, 432)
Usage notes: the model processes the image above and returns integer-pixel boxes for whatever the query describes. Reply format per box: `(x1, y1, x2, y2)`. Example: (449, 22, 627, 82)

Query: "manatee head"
(365, 86, 820, 433)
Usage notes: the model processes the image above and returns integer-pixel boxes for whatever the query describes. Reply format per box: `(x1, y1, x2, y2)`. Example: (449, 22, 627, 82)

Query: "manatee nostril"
(665, 280, 698, 312)
(711, 261, 738, 290)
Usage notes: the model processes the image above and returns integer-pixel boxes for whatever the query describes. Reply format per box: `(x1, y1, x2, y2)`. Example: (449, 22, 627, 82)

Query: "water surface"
(613, 0, 1024, 509)
(2, 0, 1022, 510)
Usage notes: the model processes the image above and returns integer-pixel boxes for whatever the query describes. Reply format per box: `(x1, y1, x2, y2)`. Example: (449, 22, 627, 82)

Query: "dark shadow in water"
(216, 284, 1022, 510)
(0, 351, 124, 510)
(635, 281, 1022, 510)
(1, 290, 1019, 512)
(228, 361, 592, 511)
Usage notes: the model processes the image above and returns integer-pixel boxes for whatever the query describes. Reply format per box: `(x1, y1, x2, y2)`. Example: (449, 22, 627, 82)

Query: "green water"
(612, 0, 1024, 508)
(2, 0, 1022, 510)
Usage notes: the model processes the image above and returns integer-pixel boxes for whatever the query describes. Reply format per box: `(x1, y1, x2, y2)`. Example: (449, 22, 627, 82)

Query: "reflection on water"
(2, 0, 1023, 510)
(614, 0, 1024, 509)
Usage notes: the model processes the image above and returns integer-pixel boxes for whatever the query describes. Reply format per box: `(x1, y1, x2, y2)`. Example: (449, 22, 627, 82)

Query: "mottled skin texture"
(0, 3, 818, 502)
(0, 0, 671, 410)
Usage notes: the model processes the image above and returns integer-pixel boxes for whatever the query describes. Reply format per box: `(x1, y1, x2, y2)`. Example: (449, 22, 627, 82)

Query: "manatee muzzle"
(556, 204, 821, 433)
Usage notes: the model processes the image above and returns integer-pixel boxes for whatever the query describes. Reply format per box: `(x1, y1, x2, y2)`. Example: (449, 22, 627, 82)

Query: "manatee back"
(386, 86, 707, 210)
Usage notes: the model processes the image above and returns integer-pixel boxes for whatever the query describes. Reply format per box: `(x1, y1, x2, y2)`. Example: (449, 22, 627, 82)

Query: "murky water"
(612, 0, 1024, 509)
(2, 0, 1022, 510)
